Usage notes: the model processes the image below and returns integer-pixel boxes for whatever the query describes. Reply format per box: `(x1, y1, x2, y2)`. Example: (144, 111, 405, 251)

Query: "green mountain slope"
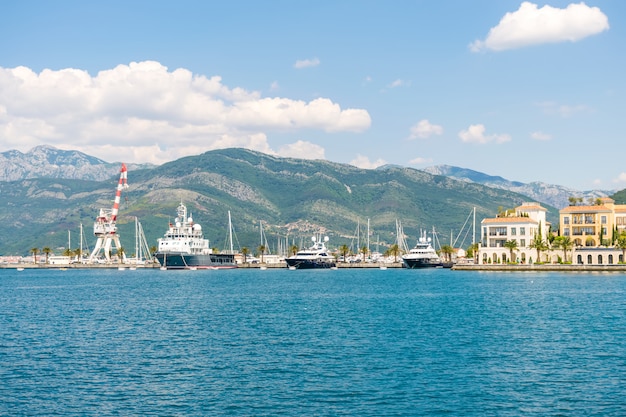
(0, 148, 556, 256)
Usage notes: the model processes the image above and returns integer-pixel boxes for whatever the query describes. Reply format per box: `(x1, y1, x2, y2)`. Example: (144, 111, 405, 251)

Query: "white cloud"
(470, 2, 609, 52)
(277, 140, 325, 160)
(350, 154, 387, 169)
(458, 124, 511, 144)
(409, 156, 433, 165)
(536, 101, 591, 117)
(388, 79, 409, 88)
(531, 131, 552, 141)
(294, 57, 320, 69)
(0, 61, 370, 164)
(409, 119, 443, 139)
(613, 173, 626, 184)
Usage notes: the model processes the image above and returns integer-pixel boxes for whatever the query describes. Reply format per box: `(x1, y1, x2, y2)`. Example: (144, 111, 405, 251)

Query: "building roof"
(560, 205, 613, 213)
(482, 217, 539, 225)
(516, 202, 547, 212)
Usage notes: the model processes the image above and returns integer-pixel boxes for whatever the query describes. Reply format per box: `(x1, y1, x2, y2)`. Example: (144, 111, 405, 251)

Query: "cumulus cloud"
(470, 2, 609, 52)
(350, 154, 387, 169)
(531, 131, 552, 141)
(0, 61, 370, 164)
(459, 124, 511, 144)
(409, 119, 443, 140)
(277, 140, 325, 160)
(294, 57, 320, 69)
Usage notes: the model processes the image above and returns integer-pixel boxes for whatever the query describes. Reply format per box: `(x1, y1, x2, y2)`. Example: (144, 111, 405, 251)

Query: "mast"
(473, 206, 476, 245)
(228, 211, 234, 254)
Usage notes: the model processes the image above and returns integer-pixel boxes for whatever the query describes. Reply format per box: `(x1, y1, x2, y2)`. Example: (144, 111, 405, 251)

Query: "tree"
(42, 246, 51, 264)
(257, 244, 266, 263)
(467, 242, 479, 263)
(388, 243, 401, 263)
(616, 235, 626, 263)
(503, 240, 518, 263)
(289, 245, 299, 256)
(117, 247, 125, 263)
(361, 245, 368, 262)
(31, 247, 39, 264)
(529, 234, 548, 263)
(440, 245, 454, 263)
(63, 248, 73, 257)
(241, 247, 250, 263)
(339, 244, 350, 262)
(553, 236, 573, 263)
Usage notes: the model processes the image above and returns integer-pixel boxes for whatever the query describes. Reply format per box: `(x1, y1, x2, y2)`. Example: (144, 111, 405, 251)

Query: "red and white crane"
(88, 163, 129, 263)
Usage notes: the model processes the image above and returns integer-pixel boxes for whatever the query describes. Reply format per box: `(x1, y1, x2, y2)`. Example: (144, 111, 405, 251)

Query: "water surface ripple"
(1, 268, 625, 415)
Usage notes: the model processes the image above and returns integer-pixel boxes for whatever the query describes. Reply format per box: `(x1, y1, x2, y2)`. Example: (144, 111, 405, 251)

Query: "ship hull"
(402, 258, 444, 269)
(285, 258, 336, 269)
(156, 252, 237, 270)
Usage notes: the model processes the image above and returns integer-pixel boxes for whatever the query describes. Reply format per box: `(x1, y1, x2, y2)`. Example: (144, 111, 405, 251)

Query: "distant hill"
(0, 145, 154, 182)
(424, 164, 610, 209)
(0, 148, 549, 256)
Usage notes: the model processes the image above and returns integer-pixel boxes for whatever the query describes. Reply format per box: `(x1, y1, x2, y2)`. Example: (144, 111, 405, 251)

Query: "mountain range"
(423, 165, 611, 209)
(0, 145, 153, 182)
(0, 146, 619, 256)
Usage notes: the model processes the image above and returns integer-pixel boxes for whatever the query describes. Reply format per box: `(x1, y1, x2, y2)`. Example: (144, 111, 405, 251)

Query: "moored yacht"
(286, 235, 336, 269)
(155, 202, 237, 270)
(402, 230, 444, 268)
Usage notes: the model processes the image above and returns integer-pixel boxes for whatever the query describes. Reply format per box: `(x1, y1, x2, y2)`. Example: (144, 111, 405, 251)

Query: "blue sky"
(0, 0, 623, 191)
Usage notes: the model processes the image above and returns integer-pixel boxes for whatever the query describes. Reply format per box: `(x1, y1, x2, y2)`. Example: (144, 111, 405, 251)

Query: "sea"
(1, 267, 625, 416)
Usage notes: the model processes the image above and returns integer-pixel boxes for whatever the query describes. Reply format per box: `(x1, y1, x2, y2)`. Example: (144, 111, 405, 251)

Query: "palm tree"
(289, 245, 299, 256)
(466, 242, 479, 264)
(439, 245, 454, 263)
(503, 240, 518, 263)
(74, 248, 83, 263)
(615, 235, 626, 263)
(360, 245, 368, 263)
(63, 248, 72, 257)
(257, 244, 267, 263)
(339, 244, 350, 262)
(241, 247, 250, 263)
(42, 246, 51, 264)
(553, 236, 574, 263)
(529, 234, 548, 263)
(388, 243, 401, 263)
(117, 247, 125, 263)
(31, 247, 39, 264)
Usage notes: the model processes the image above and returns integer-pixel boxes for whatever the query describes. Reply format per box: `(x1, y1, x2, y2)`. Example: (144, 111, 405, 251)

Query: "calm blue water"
(1, 268, 625, 416)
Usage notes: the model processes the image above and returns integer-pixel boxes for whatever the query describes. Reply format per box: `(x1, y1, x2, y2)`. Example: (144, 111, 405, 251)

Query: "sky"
(0, 0, 624, 191)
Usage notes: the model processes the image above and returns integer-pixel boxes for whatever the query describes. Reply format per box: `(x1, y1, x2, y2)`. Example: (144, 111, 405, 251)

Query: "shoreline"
(4, 262, 626, 272)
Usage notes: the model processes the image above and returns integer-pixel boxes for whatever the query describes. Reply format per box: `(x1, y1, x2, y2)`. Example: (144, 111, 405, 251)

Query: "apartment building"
(479, 202, 550, 264)
(559, 197, 626, 247)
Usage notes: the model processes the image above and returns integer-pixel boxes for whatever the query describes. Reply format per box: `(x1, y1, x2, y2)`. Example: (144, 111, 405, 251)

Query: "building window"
(520, 227, 526, 235)
(564, 228, 570, 236)
(520, 239, 526, 247)
(564, 216, 570, 225)
(601, 216, 607, 224)
(511, 227, 516, 236)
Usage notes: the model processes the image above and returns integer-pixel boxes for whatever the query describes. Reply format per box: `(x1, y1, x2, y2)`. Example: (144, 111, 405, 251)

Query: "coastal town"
(4, 172, 626, 271)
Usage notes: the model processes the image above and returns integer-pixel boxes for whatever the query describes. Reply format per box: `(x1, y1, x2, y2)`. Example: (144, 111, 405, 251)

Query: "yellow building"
(559, 197, 626, 247)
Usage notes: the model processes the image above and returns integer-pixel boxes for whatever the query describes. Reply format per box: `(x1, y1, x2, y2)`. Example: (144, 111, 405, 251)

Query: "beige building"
(559, 197, 626, 247)
(479, 202, 550, 264)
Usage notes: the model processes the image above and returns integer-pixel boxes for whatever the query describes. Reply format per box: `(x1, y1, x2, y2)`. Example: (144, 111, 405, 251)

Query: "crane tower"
(88, 163, 129, 263)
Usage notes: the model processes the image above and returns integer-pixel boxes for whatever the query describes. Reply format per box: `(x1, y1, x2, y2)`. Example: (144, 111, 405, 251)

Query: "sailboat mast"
(228, 210, 234, 254)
